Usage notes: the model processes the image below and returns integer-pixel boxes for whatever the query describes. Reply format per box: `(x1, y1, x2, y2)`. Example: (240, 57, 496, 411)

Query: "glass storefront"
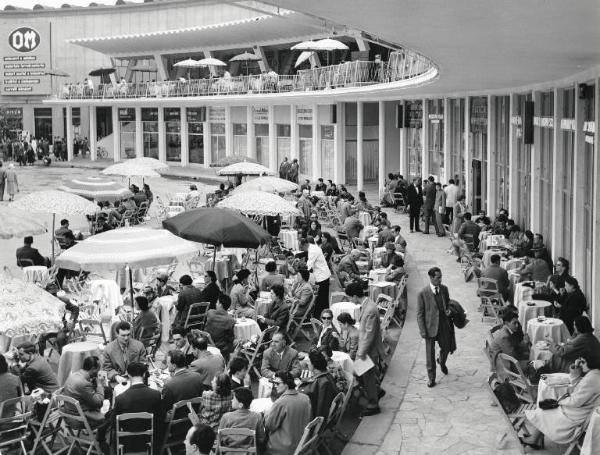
(118, 108, 136, 160)
(447, 99, 465, 189)
(211, 123, 226, 162)
(299, 124, 312, 176)
(537, 91, 554, 243)
(560, 88, 575, 260)
(187, 108, 205, 164)
(321, 125, 335, 180)
(141, 108, 158, 159)
(165, 108, 181, 162)
(514, 94, 532, 229)
(406, 101, 423, 180)
(493, 96, 510, 212)
(255, 124, 269, 166)
(34, 108, 53, 140)
(427, 99, 444, 180)
(277, 124, 291, 165)
(469, 96, 488, 214)
(232, 123, 247, 156)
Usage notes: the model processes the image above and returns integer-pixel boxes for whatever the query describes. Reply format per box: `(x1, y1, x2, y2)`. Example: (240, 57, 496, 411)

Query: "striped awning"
(57, 176, 132, 202)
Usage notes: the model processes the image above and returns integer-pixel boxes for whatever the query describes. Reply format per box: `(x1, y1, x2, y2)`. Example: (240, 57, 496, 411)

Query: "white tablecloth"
(279, 230, 299, 251)
(582, 407, 600, 455)
(367, 236, 379, 250)
(330, 301, 361, 331)
(518, 300, 551, 328)
(536, 373, 571, 404)
(90, 279, 124, 320)
(527, 318, 570, 345)
(482, 249, 507, 268)
(250, 397, 273, 414)
(257, 376, 273, 398)
(234, 318, 261, 341)
(514, 282, 535, 309)
(529, 342, 554, 362)
(360, 226, 378, 241)
(368, 269, 387, 283)
(255, 298, 272, 317)
(331, 350, 354, 383)
(358, 212, 371, 227)
(368, 281, 397, 302)
(154, 295, 177, 342)
(22, 266, 49, 286)
(57, 341, 101, 385)
(206, 257, 233, 282)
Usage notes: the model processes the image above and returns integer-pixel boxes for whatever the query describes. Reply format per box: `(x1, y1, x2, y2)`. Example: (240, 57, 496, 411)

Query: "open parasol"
(232, 176, 299, 194)
(196, 57, 227, 67)
(57, 176, 132, 202)
(0, 207, 47, 239)
(124, 157, 169, 171)
(217, 162, 275, 176)
(230, 51, 261, 75)
(89, 67, 116, 77)
(217, 191, 300, 217)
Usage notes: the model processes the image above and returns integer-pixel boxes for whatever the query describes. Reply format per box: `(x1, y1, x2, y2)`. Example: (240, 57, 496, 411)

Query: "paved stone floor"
(342, 208, 563, 455)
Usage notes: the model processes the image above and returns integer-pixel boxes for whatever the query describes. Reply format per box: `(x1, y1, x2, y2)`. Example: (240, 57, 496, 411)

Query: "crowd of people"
(0, 135, 84, 166)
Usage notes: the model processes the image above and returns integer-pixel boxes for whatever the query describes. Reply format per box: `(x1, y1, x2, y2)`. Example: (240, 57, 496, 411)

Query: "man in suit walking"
(406, 177, 423, 233)
(423, 176, 438, 235)
(417, 267, 456, 387)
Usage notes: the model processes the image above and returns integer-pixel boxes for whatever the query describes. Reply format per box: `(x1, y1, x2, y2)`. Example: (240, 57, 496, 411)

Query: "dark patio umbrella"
(89, 67, 116, 77)
(162, 207, 272, 266)
(44, 69, 70, 77)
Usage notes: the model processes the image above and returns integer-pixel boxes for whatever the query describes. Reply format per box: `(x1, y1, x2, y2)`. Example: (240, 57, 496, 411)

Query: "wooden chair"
(332, 376, 358, 441)
(135, 202, 149, 224)
(0, 396, 34, 455)
(288, 295, 316, 341)
(316, 392, 345, 455)
(138, 324, 161, 360)
(16, 258, 34, 268)
(292, 417, 324, 455)
(53, 394, 103, 455)
(115, 412, 153, 455)
(160, 398, 202, 455)
(216, 428, 257, 455)
(119, 209, 136, 227)
(495, 353, 537, 403)
(336, 231, 352, 253)
(79, 318, 108, 345)
(239, 325, 279, 378)
(479, 296, 503, 324)
(183, 302, 211, 331)
(393, 192, 407, 213)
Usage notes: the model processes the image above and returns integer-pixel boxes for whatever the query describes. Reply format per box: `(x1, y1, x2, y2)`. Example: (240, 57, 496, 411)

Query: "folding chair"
(393, 192, 407, 213)
(53, 394, 103, 455)
(315, 392, 345, 455)
(239, 325, 279, 378)
(332, 376, 359, 441)
(0, 396, 34, 455)
(183, 302, 211, 331)
(216, 428, 257, 455)
(79, 318, 109, 345)
(138, 324, 161, 360)
(160, 398, 202, 455)
(119, 210, 136, 227)
(495, 353, 537, 403)
(292, 417, 324, 455)
(288, 295, 316, 341)
(115, 412, 153, 455)
(17, 258, 34, 268)
(336, 231, 352, 253)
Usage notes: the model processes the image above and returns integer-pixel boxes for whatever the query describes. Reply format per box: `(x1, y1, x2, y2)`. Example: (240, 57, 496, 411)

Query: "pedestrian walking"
(416, 267, 456, 388)
(0, 161, 6, 201)
(279, 157, 290, 180)
(406, 177, 423, 232)
(288, 158, 299, 183)
(6, 163, 19, 201)
(422, 176, 438, 234)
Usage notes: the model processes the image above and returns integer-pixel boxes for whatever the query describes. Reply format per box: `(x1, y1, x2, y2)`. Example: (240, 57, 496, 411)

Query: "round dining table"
(518, 300, 551, 328)
(57, 341, 102, 385)
(536, 373, 571, 404)
(234, 318, 261, 341)
(206, 257, 233, 282)
(526, 317, 570, 345)
(514, 282, 536, 309)
(331, 350, 354, 382)
(279, 229, 299, 251)
(368, 268, 388, 283)
(368, 281, 397, 302)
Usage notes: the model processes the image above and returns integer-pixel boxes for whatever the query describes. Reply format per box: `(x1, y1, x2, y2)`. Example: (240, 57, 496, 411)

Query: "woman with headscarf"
(230, 269, 256, 319)
(5, 163, 18, 201)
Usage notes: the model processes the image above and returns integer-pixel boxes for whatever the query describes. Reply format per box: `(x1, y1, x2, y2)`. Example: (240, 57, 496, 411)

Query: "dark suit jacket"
(16, 245, 47, 266)
(199, 282, 221, 308)
(113, 383, 164, 450)
(316, 326, 340, 351)
(205, 309, 235, 355)
(407, 184, 423, 208)
(424, 183, 436, 210)
(481, 264, 510, 301)
(162, 369, 208, 416)
(174, 285, 205, 327)
(416, 284, 450, 338)
(376, 229, 396, 247)
(550, 333, 600, 372)
(261, 346, 301, 378)
(357, 301, 384, 361)
(263, 301, 291, 333)
(298, 372, 339, 418)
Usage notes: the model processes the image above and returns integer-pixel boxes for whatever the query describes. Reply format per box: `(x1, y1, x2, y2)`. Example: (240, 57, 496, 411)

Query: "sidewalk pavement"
(342, 207, 558, 455)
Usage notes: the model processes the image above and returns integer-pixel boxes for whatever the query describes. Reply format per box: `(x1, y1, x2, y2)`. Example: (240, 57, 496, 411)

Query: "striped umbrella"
(0, 207, 47, 240)
(232, 176, 298, 194)
(57, 176, 132, 202)
(217, 191, 300, 217)
(216, 162, 275, 176)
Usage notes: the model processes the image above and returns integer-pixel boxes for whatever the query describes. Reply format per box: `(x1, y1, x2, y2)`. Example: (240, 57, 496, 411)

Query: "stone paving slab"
(343, 208, 561, 455)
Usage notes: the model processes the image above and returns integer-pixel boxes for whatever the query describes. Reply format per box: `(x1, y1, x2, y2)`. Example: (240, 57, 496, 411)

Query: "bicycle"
(97, 145, 108, 159)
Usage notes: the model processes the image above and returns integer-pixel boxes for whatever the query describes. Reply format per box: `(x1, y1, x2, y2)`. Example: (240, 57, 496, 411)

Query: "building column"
(464, 96, 472, 208)
(378, 100, 386, 199)
(442, 98, 451, 184)
(157, 108, 166, 162)
(312, 103, 320, 180)
(135, 107, 143, 158)
(508, 94, 519, 217)
(247, 106, 256, 159)
(204, 117, 212, 166)
(591, 79, 600, 329)
(550, 89, 564, 258)
(530, 91, 542, 232)
(225, 106, 233, 157)
(399, 102, 408, 177)
(89, 106, 97, 161)
(357, 101, 364, 191)
(180, 107, 189, 166)
(254, 46, 269, 73)
(421, 99, 429, 181)
(571, 88, 585, 278)
(335, 102, 344, 184)
(66, 106, 74, 161)
(290, 105, 298, 160)
(112, 106, 120, 162)
(486, 95, 497, 216)
(268, 105, 277, 172)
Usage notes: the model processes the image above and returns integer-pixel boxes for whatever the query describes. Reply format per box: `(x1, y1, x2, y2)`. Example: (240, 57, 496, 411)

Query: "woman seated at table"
(314, 309, 340, 351)
(554, 276, 588, 335)
(257, 284, 290, 334)
(531, 316, 600, 374)
(290, 269, 314, 317)
(200, 373, 233, 432)
(521, 356, 600, 449)
(318, 345, 348, 393)
(230, 269, 256, 319)
(298, 349, 339, 418)
(336, 312, 359, 360)
(321, 232, 343, 264)
(132, 295, 159, 341)
(199, 271, 221, 309)
(259, 261, 285, 292)
(303, 220, 322, 244)
(518, 249, 551, 283)
(356, 191, 375, 216)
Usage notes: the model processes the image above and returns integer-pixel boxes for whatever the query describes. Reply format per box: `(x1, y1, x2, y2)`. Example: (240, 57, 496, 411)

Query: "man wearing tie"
(416, 267, 456, 388)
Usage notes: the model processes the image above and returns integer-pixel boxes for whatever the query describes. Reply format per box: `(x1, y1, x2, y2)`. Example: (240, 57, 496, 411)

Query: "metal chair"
(115, 412, 153, 455)
(239, 325, 279, 378)
(316, 392, 345, 455)
(0, 396, 34, 455)
(216, 428, 257, 455)
(79, 318, 109, 345)
(53, 394, 103, 455)
(288, 295, 316, 341)
(183, 302, 211, 331)
(138, 324, 161, 360)
(160, 398, 202, 455)
(291, 417, 324, 455)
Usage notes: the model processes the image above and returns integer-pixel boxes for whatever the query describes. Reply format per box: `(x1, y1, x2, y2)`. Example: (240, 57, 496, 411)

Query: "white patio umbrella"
(0, 207, 47, 239)
(55, 227, 200, 304)
(101, 162, 161, 185)
(314, 38, 350, 51)
(174, 58, 201, 79)
(232, 176, 299, 194)
(196, 57, 227, 67)
(295, 51, 315, 68)
(124, 157, 169, 171)
(291, 40, 319, 51)
(217, 191, 300, 217)
(11, 190, 99, 257)
(230, 51, 261, 75)
(217, 162, 275, 176)
(57, 176, 132, 202)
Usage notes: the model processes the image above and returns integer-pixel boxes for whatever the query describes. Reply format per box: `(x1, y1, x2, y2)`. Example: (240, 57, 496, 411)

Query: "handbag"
(447, 299, 469, 329)
(538, 399, 559, 410)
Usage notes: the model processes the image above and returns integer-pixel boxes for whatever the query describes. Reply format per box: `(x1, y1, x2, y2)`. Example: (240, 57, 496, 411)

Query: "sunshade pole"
(126, 265, 134, 309)
(212, 246, 217, 269)
(51, 213, 56, 260)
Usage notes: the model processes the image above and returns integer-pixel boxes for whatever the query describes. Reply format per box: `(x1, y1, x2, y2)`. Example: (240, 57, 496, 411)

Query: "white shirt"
(429, 283, 440, 295)
(444, 184, 459, 207)
(307, 243, 331, 283)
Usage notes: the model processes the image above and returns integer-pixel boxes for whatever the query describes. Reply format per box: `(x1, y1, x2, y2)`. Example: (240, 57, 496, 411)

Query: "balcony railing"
(56, 51, 435, 100)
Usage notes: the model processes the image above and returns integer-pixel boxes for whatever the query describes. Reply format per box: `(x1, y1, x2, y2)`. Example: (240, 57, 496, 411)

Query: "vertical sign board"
(1, 23, 51, 95)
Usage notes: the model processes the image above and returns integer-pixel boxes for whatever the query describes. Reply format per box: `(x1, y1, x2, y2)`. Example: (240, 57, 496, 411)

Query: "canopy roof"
(67, 11, 321, 57)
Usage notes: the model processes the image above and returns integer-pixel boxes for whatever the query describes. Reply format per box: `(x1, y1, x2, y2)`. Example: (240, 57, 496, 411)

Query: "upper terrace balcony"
(55, 51, 437, 101)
